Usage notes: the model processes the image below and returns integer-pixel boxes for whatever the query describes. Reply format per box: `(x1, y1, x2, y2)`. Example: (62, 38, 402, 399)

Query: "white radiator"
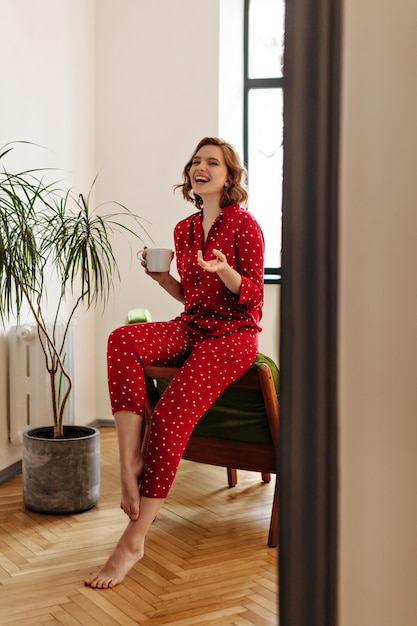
(7, 322, 74, 445)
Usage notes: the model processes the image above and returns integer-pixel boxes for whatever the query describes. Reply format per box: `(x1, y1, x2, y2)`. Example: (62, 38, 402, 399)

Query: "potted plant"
(0, 142, 149, 513)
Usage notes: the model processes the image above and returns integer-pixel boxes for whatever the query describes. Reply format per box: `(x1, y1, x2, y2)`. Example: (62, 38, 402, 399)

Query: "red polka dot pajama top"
(107, 203, 265, 498)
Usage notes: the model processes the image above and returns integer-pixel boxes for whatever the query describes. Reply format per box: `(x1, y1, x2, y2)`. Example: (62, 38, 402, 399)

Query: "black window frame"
(243, 0, 283, 284)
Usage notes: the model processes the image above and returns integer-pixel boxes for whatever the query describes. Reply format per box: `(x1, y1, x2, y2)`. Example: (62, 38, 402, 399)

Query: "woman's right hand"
(139, 247, 184, 303)
(140, 247, 173, 285)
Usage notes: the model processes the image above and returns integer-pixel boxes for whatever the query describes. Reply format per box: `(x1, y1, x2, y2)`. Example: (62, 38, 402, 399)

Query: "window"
(243, 0, 285, 282)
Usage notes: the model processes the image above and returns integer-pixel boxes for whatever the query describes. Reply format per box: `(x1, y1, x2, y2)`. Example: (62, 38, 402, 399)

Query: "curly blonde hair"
(174, 137, 248, 210)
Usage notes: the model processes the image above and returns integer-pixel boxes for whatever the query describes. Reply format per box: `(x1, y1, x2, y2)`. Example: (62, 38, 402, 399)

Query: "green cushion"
(155, 353, 279, 444)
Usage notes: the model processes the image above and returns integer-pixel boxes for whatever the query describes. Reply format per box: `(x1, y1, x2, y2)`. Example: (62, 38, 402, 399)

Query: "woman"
(85, 137, 264, 588)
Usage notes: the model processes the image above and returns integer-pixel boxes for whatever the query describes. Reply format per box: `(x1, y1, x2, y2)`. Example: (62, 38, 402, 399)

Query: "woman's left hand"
(197, 249, 228, 273)
(197, 249, 242, 295)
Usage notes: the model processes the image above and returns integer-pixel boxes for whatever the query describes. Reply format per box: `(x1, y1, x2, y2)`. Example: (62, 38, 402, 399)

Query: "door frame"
(279, 1, 342, 624)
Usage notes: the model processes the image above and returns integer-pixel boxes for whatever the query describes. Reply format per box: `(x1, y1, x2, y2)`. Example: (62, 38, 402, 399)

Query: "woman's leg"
(85, 495, 164, 588)
(85, 321, 190, 588)
(114, 411, 144, 521)
(106, 321, 190, 519)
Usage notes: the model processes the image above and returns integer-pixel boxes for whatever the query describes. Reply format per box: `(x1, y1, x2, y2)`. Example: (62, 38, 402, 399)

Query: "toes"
(120, 499, 140, 521)
(97, 580, 110, 589)
(85, 575, 113, 589)
(129, 504, 140, 521)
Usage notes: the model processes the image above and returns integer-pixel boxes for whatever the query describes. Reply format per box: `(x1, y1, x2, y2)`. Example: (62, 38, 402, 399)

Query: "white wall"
(339, 1, 417, 623)
(0, 0, 97, 469)
(93, 0, 222, 421)
(93, 0, 279, 421)
(0, 0, 280, 470)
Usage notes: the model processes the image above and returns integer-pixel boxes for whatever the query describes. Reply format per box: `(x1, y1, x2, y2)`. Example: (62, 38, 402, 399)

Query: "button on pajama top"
(107, 204, 265, 498)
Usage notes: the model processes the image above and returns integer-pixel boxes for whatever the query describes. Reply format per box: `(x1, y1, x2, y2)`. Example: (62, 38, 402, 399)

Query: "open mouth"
(195, 176, 210, 183)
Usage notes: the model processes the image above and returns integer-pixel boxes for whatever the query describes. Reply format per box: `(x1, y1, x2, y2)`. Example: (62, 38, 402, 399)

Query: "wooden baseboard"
(87, 418, 115, 429)
(0, 460, 22, 485)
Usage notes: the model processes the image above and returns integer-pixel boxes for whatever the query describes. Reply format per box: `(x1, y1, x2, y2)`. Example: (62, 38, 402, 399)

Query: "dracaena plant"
(0, 142, 149, 437)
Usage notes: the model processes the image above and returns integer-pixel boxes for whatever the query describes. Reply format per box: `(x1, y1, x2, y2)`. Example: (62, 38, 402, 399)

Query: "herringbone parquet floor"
(0, 428, 278, 625)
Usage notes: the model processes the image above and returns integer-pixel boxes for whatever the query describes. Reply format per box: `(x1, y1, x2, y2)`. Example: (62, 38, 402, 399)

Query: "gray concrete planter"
(22, 425, 100, 514)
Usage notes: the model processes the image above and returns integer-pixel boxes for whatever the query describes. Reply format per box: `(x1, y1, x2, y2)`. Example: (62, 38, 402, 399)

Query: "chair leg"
(268, 477, 278, 548)
(227, 467, 237, 487)
(262, 472, 271, 483)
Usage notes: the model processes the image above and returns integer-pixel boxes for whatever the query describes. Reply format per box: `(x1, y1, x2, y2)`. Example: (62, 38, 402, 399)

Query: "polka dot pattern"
(107, 321, 190, 416)
(174, 204, 265, 336)
(107, 204, 264, 500)
(140, 330, 258, 498)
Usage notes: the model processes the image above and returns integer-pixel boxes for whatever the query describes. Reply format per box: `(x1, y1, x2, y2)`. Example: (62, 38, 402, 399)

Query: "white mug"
(137, 248, 173, 272)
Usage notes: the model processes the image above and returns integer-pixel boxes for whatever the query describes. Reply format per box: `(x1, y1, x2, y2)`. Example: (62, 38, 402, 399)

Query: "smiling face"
(175, 137, 248, 210)
(189, 145, 229, 206)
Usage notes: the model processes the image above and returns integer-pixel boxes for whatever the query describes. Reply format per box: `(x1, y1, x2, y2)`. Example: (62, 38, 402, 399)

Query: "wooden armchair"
(143, 354, 279, 547)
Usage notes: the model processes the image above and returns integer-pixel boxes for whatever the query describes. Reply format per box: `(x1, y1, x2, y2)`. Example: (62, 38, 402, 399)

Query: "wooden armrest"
(145, 365, 181, 379)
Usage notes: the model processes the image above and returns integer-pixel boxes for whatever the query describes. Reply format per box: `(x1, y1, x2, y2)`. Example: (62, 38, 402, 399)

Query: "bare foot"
(84, 522, 144, 589)
(120, 456, 144, 520)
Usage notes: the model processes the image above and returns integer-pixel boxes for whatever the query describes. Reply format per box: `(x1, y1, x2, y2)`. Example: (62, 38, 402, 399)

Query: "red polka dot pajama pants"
(107, 321, 258, 498)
